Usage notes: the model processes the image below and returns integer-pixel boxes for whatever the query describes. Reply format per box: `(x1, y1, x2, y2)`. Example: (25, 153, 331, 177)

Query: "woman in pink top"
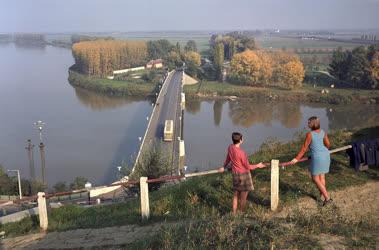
(219, 132, 265, 215)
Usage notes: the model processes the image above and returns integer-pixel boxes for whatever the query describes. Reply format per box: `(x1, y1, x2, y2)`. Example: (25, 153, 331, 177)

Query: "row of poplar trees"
(72, 40, 147, 77)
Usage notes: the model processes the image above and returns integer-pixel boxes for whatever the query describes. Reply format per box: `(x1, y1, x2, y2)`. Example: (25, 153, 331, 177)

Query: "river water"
(0, 43, 378, 186)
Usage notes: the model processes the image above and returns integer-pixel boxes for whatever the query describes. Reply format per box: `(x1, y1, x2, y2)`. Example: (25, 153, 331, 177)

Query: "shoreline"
(184, 81, 379, 105)
(68, 69, 156, 97)
(68, 70, 379, 105)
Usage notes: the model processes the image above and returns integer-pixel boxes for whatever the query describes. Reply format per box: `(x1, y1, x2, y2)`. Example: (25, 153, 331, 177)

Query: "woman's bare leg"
(233, 191, 239, 215)
(312, 175, 329, 200)
(239, 191, 249, 213)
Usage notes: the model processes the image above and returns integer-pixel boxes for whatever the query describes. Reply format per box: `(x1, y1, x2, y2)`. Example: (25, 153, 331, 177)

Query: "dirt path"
(1, 222, 177, 250)
(276, 181, 379, 221)
(1, 182, 378, 249)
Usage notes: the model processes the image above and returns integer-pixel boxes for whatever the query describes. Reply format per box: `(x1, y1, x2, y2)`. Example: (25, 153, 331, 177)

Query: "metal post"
(39, 142, 47, 186)
(7, 170, 22, 199)
(17, 170, 22, 200)
(271, 159, 279, 211)
(26, 139, 35, 180)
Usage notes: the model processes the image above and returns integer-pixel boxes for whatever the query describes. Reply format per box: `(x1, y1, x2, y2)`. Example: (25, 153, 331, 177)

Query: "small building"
(146, 59, 163, 69)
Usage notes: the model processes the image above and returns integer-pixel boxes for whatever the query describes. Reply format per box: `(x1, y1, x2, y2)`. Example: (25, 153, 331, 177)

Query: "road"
(135, 70, 183, 173)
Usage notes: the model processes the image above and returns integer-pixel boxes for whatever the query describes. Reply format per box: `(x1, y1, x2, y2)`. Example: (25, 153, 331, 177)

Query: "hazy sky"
(1, 0, 379, 32)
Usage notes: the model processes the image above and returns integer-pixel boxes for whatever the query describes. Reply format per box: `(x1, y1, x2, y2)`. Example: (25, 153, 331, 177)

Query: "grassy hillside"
(1, 127, 378, 248)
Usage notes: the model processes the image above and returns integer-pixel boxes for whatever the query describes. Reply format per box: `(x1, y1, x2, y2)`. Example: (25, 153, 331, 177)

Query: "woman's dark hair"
(232, 132, 243, 144)
(308, 116, 320, 130)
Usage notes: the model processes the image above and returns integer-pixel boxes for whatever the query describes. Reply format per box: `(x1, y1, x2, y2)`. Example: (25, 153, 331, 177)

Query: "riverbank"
(184, 81, 379, 105)
(1, 127, 378, 248)
(68, 70, 156, 97)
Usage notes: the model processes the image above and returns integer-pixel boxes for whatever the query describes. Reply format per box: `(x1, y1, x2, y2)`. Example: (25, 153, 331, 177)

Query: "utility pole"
(7, 170, 22, 199)
(25, 139, 35, 180)
(39, 142, 46, 186)
(34, 121, 46, 187)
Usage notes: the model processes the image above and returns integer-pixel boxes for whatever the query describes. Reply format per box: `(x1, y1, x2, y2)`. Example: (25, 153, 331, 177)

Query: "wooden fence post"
(270, 159, 279, 211)
(140, 177, 150, 220)
(37, 192, 48, 230)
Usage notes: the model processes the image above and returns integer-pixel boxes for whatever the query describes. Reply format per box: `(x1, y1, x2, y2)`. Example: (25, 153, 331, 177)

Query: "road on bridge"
(135, 70, 183, 173)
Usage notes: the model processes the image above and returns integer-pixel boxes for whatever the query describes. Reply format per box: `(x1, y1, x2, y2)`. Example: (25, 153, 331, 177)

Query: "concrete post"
(37, 192, 48, 230)
(140, 177, 150, 220)
(271, 159, 279, 211)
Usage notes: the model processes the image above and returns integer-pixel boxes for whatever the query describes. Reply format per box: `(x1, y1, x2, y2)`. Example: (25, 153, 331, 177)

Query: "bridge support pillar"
(140, 177, 150, 220)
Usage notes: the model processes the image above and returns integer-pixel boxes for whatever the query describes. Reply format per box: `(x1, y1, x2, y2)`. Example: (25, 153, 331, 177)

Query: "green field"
(257, 36, 358, 50)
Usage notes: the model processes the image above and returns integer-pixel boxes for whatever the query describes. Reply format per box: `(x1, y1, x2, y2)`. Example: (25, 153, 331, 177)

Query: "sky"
(0, 0, 379, 32)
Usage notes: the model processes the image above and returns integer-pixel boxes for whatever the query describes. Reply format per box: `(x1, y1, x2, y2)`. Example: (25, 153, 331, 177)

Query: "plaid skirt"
(232, 172, 254, 192)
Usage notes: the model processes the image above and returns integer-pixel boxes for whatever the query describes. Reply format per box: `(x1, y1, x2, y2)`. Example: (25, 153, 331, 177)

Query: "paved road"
(135, 70, 183, 173)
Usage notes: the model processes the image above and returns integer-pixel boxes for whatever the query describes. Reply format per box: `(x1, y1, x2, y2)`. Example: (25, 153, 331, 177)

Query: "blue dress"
(309, 130, 330, 175)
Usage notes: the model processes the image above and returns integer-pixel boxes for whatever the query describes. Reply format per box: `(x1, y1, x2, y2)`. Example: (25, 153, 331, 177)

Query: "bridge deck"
(133, 70, 183, 174)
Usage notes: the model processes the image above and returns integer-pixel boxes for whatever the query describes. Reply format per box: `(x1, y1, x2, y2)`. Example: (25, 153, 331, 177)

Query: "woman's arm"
(323, 133, 330, 149)
(219, 149, 231, 173)
(291, 132, 312, 164)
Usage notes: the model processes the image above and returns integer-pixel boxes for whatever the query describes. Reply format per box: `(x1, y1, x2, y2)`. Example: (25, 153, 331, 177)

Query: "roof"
(146, 59, 163, 65)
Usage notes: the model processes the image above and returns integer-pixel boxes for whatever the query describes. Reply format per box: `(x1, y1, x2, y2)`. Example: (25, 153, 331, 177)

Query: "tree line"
(206, 32, 305, 88)
(72, 40, 148, 77)
(0, 166, 90, 196)
(229, 50, 305, 89)
(72, 39, 202, 78)
(329, 45, 379, 89)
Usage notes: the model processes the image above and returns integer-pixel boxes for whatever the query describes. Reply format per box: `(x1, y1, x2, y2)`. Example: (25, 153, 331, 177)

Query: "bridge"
(132, 70, 189, 175)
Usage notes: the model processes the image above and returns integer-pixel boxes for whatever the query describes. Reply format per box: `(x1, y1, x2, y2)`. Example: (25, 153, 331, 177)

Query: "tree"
(147, 39, 174, 60)
(230, 50, 262, 86)
(271, 51, 304, 88)
(53, 182, 67, 193)
(370, 51, 379, 84)
(165, 51, 182, 69)
(329, 45, 379, 89)
(183, 51, 201, 77)
(70, 177, 88, 190)
(133, 143, 173, 190)
(213, 42, 224, 80)
(184, 40, 198, 52)
(72, 40, 147, 77)
(275, 60, 305, 89)
(175, 42, 181, 54)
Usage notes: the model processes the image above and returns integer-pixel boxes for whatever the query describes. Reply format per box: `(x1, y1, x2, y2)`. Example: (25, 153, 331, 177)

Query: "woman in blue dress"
(291, 116, 332, 206)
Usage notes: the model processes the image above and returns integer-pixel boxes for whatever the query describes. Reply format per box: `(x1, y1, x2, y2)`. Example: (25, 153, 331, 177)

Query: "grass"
(184, 80, 379, 104)
(68, 70, 156, 97)
(1, 127, 378, 248)
(128, 208, 378, 249)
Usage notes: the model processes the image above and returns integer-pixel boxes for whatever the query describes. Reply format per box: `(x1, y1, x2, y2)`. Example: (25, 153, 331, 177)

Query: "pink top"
(223, 144, 254, 174)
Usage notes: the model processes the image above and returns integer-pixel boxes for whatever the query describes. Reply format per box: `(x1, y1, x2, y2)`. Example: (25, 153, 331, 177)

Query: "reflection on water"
(229, 100, 275, 127)
(184, 98, 379, 171)
(74, 88, 147, 111)
(213, 100, 225, 127)
(326, 104, 379, 130)
(0, 44, 151, 185)
(186, 98, 201, 114)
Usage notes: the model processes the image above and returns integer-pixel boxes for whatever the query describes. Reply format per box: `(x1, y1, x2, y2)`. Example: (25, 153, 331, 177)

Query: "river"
(0, 43, 378, 186)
